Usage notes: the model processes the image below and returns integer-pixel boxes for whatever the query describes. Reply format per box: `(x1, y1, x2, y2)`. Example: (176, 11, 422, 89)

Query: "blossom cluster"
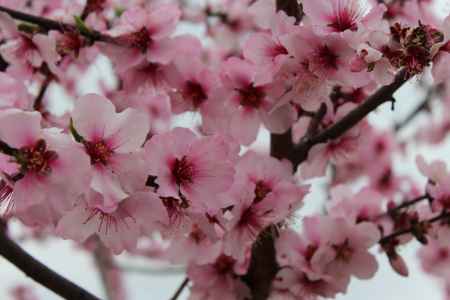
(0, 0, 449, 299)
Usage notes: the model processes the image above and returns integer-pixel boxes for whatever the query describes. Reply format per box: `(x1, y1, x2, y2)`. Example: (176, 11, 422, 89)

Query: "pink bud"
(388, 254, 409, 277)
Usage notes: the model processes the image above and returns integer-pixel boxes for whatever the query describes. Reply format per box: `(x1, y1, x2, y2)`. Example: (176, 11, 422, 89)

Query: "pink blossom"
(303, 0, 389, 40)
(103, 3, 181, 72)
(431, 15, 450, 84)
(71, 93, 150, 212)
(300, 104, 366, 179)
(220, 57, 296, 145)
(187, 253, 250, 300)
(0, 109, 91, 226)
(10, 285, 39, 300)
(316, 218, 380, 280)
(327, 186, 384, 223)
(144, 127, 237, 213)
(112, 88, 172, 135)
(223, 153, 309, 262)
(276, 216, 380, 295)
(0, 72, 31, 109)
(417, 155, 450, 211)
(56, 190, 165, 254)
(165, 223, 223, 265)
(282, 28, 369, 86)
(0, 12, 61, 78)
(166, 55, 221, 114)
(270, 268, 342, 300)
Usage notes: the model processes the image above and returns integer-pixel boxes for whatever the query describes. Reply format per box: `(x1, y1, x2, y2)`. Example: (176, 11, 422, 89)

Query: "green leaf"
(114, 6, 125, 17)
(17, 23, 40, 34)
(73, 16, 92, 36)
(69, 118, 85, 143)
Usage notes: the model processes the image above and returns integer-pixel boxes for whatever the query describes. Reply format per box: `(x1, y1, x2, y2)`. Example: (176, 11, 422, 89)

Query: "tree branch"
(0, 5, 118, 45)
(0, 222, 101, 300)
(33, 75, 52, 111)
(169, 277, 189, 300)
(387, 194, 431, 216)
(379, 211, 450, 244)
(292, 69, 409, 166)
(275, 0, 304, 23)
(242, 2, 305, 299)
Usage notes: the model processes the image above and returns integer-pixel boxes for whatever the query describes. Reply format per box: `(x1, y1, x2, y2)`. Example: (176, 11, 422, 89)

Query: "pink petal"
(72, 94, 118, 141)
(0, 109, 41, 148)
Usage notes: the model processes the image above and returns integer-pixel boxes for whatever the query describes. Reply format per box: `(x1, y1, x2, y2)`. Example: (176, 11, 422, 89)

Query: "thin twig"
(292, 69, 409, 167)
(388, 194, 431, 216)
(169, 277, 189, 300)
(0, 5, 118, 45)
(0, 225, 101, 300)
(300, 103, 327, 141)
(0, 54, 8, 72)
(379, 211, 450, 244)
(33, 75, 52, 111)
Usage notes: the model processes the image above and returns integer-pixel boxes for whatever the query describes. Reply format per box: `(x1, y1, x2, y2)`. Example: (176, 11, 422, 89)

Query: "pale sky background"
(1, 0, 450, 300)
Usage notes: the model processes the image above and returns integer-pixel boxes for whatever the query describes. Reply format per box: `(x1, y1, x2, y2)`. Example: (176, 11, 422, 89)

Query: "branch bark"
(169, 277, 189, 300)
(0, 222, 101, 300)
(292, 69, 409, 166)
(242, 2, 304, 300)
(379, 211, 450, 244)
(0, 5, 118, 45)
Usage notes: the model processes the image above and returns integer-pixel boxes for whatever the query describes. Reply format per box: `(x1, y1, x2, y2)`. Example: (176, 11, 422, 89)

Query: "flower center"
(333, 239, 353, 262)
(237, 84, 265, 108)
(120, 27, 152, 53)
(189, 224, 207, 244)
(271, 44, 289, 57)
(213, 255, 235, 275)
(304, 244, 319, 262)
(316, 45, 339, 70)
(18, 139, 58, 176)
(183, 81, 208, 107)
(172, 156, 194, 186)
(84, 140, 112, 165)
(56, 32, 84, 56)
(327, 9, 358, 32)
(254, 180, 272, 203)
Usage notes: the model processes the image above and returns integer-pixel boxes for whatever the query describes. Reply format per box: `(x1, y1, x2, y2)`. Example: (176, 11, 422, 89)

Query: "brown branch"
(242, 2, 305, 300)
(33, 75, 52, 111)
(292, 69, 409, 167)
(169, 277, 189, 300)
(0, 53, 8, 72)
(379, 211, 450, 244)
(0, 5, 118, 45)
(387, 194, 431, 216)
(275, 0, 304, 23)
(0, 223, 101, 300)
